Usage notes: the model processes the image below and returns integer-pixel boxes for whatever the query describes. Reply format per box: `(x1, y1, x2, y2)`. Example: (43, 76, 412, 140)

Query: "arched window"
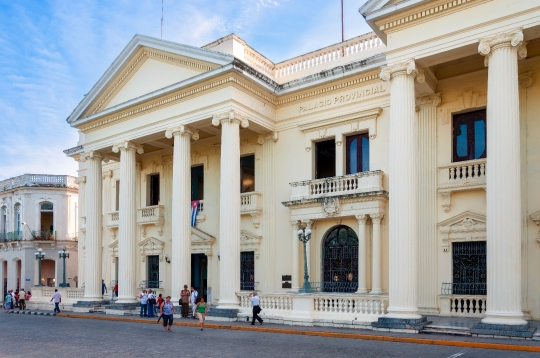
(322, 225, 358, 293)
(40, 202, 54, 234)
(1, 207, 7, 239)
(14, 204, 21, 234)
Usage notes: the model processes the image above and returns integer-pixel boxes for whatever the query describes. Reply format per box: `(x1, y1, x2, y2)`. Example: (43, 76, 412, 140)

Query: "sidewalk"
(34, 311, 538, 353)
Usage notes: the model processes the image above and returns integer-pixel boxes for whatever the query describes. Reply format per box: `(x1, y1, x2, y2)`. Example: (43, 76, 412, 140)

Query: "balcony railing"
(0, 231, 24, 242)
(137, 205, 165, 236)
(107, 211, 119, 228)
(290, 170, 384, 200)
(240, 192, 262, 212)
(31, 230, 56, 241)
(438, 158, 486, 190)
(0, 174, 77, 192)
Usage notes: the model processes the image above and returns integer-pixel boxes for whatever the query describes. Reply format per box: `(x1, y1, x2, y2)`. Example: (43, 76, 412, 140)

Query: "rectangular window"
(240, 155, 255, 193)
(315, 139, 336, 179)
(147, 173, 160, 206)
(346, 133, 369, 174)
(115, 181, 120, 211)
(240, 251, 255, 291)
(452, 241, 486, 295)
(191, 165, 204, 200)
(147, 255, 159, 289)
(453, 109, 486, 162)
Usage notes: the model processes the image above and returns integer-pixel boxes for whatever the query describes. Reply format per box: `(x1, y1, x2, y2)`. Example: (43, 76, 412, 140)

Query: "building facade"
(64, 0, 540, 326)
(0, 174, 79, 297)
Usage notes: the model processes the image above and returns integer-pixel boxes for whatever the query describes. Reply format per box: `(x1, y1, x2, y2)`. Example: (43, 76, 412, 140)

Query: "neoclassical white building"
(64, 0, 540, 334)
(0, 174, 79, 297)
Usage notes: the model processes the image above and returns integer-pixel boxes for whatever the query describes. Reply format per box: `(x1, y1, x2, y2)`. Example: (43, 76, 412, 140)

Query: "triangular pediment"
(191, 227, 216, 243)
(438, 211, 486, 229)
(67, 34, 233, 124)
(138, 236, 164, 249)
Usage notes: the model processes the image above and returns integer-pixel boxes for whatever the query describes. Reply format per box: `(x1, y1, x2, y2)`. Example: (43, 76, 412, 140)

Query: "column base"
(471, 323, 536, 338)
(356, 288, 368, 294)
(482, 311, 528, 326)
(371, 316, 430, 332)
(369, 289, 383, 295)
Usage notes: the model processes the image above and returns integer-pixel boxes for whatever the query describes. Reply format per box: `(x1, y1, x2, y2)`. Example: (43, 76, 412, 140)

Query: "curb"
(55, 313, 540, 353)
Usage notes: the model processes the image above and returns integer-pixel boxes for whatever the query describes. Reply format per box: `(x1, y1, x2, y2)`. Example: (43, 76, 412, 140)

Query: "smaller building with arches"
(0, 174, 79, 298)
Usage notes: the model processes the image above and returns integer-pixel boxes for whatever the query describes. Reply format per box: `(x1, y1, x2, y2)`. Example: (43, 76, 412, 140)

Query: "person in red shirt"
(156, 294, 164, 316)
(114, 282, 118, 297)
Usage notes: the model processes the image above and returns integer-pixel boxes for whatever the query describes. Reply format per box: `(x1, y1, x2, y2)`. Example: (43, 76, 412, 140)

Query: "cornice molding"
(380, 59, 425, 82)
(164, 124, 199, 140)
(299, 107, 382, 133)
(479, 29, 527, 67)
(112, 140, 144, 154)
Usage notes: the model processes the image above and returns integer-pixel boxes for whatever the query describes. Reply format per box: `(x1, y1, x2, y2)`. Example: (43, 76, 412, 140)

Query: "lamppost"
(296, 227, 313, 293)
(22, 222, 36, 240)
(35, 248, 45, 287)
(58, 246, 70, 287)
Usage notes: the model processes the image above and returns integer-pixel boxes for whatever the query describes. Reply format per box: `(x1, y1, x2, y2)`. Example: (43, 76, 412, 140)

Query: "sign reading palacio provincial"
(298, 84, 385, 113)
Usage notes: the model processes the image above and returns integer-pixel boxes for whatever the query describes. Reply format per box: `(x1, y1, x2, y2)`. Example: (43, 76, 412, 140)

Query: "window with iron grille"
(240, 251, 255, 291)
(322, 225, 358, 293)
(452, 241, 486, 295)
(147, 255, 159, 289)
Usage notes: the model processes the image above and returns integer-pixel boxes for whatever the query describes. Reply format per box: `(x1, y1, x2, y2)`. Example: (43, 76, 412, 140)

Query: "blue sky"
(0, 0, 372, 179)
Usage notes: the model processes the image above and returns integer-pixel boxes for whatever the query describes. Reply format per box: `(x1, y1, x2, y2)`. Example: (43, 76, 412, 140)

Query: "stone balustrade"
(290, 170, 384, 200)
(440, 295, 487, 318)
(107, 211, 119, 229)
(238, 292, 293, 311)
(313, 295, 387, 316)
(240, 192, 262, 212)
(0, 174, 78, 193)
(136, 205, 165, 237)
(438, 158, 486, 190)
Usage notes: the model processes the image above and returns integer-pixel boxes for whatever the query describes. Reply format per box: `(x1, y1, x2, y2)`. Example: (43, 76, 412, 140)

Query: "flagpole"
(161, 0, 164, 39)
(341, 0, 345, 56)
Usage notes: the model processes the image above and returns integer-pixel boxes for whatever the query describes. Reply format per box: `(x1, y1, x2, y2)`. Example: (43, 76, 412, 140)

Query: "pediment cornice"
(438, 211, 486, 228)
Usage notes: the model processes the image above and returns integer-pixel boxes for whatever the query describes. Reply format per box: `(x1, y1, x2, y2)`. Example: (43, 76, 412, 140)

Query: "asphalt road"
(0, 314, 537, 358)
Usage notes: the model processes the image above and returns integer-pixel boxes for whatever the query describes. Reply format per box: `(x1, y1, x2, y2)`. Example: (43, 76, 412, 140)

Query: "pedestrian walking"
(190, 287, 198, 319)
(4, 291, 12, 313)
(160, 296, 176, 332)
(147, 290, 155, 318)
(14, 290, 19, 308)
(50, 289, 61, 313)
(249, 291, 263, 325)
(139, 290, 148, 317)
(114, 282, 118, 297)
(155, 293, 163, 315)
(180, 285, 190, 318)
(102, 279, 108, 296)
(195, 297, 208, 331)
(18, 288, 26, 310)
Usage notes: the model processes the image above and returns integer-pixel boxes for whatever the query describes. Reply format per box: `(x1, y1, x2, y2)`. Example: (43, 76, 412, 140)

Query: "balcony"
(137, 205, 165, 237)
(31, 230, 56, 241)
(240, 192, 262, 228)
(0, 231, 24, 242)
(0, 174, 77, 193)
(106, 211, 119, 239)
(438, 159, 486, 212)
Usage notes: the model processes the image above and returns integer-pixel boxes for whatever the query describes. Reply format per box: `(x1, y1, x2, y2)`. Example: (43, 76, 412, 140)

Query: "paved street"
(0, 314, 538, 358)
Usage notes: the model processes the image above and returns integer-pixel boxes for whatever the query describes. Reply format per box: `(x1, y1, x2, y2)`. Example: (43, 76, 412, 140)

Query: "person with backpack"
(147, 289, 156, 318)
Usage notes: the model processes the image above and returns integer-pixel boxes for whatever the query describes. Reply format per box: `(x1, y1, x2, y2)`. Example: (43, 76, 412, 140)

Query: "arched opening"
(41, 259, 56, 287)
(1, 207, 7, 240)
(39, 202, 54, 240)
(322, 225, 358, 293)
(14, 204, 21, 239)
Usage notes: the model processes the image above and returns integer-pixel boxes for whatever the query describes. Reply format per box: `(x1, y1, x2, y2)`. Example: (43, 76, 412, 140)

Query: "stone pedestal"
(372, 317, 431, 333)
(112, 141, 144, 303)
(479, 29, 528, 327)
(471, 323, 536, 338)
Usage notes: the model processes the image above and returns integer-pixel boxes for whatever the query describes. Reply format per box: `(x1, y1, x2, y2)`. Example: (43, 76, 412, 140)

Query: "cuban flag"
(191, 200, 200, 227)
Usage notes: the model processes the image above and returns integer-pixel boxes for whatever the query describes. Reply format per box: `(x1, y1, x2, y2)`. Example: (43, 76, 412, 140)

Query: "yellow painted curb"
(55, 314, 540, 353)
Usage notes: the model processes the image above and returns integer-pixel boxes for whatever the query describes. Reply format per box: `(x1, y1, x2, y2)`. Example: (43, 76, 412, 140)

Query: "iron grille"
(240, 251, 255, 291)
(147, 255, 160, 289)
(322, 225, 358, 293)
(452, 241, 486, 295)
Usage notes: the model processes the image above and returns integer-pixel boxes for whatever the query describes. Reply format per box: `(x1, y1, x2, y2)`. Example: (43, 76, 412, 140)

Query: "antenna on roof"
(341, 0, 345, 56)
(161, 0, 164, 39)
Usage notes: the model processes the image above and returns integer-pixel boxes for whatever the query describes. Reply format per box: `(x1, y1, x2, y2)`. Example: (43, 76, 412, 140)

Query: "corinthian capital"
(370, 213, 385, 223)
(257, 131, 278, 144)
(112, 141, 144, 154)
(380, 59, 425, 83)
(164, 125, 199, 140)
(519, 71, 533, 88)
(79, 150, 109, 163)
(212, 110, 249, 128)
(479, 29, 527, 66)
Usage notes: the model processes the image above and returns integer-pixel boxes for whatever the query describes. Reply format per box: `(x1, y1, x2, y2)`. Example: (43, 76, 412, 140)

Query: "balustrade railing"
(438, 159, 486, 188)
(441, 282, 486, 296)
(0, 174, 77, 192)
(313, 295, 386, 316)
(66, 288, 85, 299)
(31, 230, 56, 241)
(290, 170, 384, 200)
(240, 192, 262, 212)
(238, 293, 293, 311)
(1, 231, 23, 242)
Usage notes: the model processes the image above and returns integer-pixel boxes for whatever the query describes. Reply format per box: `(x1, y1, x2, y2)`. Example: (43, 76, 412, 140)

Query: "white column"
(75, 176, 86, 289)
(290, 220, 300, 290)
(80, 151, 106, 300)
(479, 29, 527, 325)
(7, 259, 17, 291)
(380, 59, 424, 319)
(370, 213, 383, 295)
(212, 110, 248, 308)
(355, 215, 368, 294)
(416, 94, 441, 314)
(112, 141, 144, 303)
(165, 125, 198, 302)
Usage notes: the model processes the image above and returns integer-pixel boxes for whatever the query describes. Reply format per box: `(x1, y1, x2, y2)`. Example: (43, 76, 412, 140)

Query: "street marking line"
(447, 352, 465, 358)
(55, 314, 540, 353)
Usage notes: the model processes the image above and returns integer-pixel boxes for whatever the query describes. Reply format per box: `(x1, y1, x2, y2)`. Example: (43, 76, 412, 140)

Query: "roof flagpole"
(161, 0, 164, 39)
(341, 0, 345, 56)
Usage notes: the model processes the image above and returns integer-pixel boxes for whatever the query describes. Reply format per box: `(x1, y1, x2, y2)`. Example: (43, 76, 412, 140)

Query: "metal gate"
(322, 225, 358, 293)
(452, 241, 486, 295)
(147, 255, 160, 289)
(240, 251, 255, 291)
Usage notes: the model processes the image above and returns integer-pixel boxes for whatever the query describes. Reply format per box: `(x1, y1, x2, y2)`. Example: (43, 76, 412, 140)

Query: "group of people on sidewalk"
(3, 289, 31, 313)
(139, 289, 162, 318)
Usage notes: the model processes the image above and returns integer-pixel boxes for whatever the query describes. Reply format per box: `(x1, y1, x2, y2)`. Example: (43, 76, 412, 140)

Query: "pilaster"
(290, 220, 300, 290)
(370, 213, 384, 295)
(355, 214, 368, 294)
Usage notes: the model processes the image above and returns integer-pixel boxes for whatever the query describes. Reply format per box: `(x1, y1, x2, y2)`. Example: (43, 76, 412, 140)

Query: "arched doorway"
(41, 259, 56, 287)
(322, 225, 358, 293)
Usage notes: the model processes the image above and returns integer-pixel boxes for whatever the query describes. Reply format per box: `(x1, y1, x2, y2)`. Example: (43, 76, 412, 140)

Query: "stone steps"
(421, 325, 471, 336)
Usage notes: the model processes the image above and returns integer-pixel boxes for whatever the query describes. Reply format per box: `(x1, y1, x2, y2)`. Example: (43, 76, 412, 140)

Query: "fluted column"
(370, 213, 384, 295)
(416, 94, 441, 314)
(355, 215, 368, 293)
(165, 125, 199, 302)
(112, 141, 144, 303)
(380, 59, 424, 319)
(212, 110, 248, 308)
(302, 219, 314, 280)
(75, 175, 86, 289)
(290, 220, 300, 290)
(80, 150, 107, 299)
(479, 29, 527, 325)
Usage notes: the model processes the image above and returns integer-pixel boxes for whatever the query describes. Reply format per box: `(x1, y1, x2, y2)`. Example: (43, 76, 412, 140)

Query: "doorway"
(191, 254, 207, 302)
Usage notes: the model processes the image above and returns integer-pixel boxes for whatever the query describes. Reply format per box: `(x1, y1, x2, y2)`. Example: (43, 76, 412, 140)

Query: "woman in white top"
(139, 290, 148, 317)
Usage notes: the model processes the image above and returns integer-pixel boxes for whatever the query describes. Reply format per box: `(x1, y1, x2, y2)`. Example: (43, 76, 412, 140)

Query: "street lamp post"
(58, 246, 70, 287)
(35, 248, 45, 286)
(297, 228, 313, 293)
(22, 222, 36, 240)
